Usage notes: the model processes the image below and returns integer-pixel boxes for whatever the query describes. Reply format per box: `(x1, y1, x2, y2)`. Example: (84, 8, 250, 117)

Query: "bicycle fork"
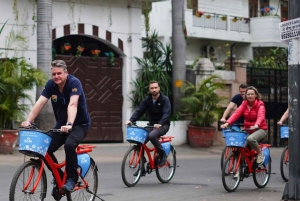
(23, 159, 45, 195)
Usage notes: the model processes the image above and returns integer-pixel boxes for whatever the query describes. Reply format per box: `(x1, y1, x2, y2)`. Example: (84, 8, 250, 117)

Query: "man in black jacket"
(125, 80, 171, 175)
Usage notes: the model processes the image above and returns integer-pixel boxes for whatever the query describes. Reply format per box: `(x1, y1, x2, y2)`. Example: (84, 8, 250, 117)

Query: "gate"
(247, 68, 288, 147)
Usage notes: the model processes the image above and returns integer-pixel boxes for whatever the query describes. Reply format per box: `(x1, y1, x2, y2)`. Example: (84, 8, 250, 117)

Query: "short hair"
(245, 86, 262, 100)
(51, 60, 67, 71)
(149, 80, 160, 87)
(239, 83, 248, 89)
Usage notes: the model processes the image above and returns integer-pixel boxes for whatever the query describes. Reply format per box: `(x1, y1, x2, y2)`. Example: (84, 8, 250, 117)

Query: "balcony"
(186, 11, 252, 42)
(250, 16, 286, 47)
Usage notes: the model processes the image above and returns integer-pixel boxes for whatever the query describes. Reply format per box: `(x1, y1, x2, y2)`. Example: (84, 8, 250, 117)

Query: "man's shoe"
(157, 151, 167, 166)
(61, 178, 75, 192)
(256, 153, 265, 165)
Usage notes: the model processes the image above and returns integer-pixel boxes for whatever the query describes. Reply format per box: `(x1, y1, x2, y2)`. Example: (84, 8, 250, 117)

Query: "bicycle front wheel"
(253, 157, 271, 188)
(280, 146, 289, 182)
(71, 158, 98, 201)
(9, 160, 47, 201)
(156, 145, 176, 183)
(121, 145, 142, 187)
(220, 146, 233, 171)
(222, 153, 241, 192)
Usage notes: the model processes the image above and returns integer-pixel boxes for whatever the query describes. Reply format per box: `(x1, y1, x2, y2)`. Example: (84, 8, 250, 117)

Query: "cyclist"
(277, 108, 289, 125)
(21, 60, 91, 194)
(125, 80, 171, 176)
(220, 86, 268, 165)
(220, 83, 248, 124)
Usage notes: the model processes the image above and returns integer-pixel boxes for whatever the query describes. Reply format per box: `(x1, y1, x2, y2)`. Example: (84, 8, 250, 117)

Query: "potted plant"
(179, 75, 226, 148)
(0, 27, 47, 154)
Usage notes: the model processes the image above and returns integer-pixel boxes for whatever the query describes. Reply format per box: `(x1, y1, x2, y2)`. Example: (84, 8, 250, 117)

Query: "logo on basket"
(44, 138, 50, 143)
(129, 131, 135, 136)
(81, 157, 88, 164)
(24, 137, 32, 143)
(228, 137, 235, 141)
(32, 145, 36, 149)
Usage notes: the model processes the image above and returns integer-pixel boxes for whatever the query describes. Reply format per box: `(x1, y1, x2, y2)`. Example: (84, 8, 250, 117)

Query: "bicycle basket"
(224, 131, 248, 147)
(280, 125, 289, 138)
(19, 130, 52, 157)
(222, 126, 241, 138)
(126, 127, 148, 144)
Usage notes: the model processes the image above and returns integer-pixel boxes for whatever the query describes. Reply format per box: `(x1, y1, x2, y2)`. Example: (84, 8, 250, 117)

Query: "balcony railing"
(193, 14, 250, 33)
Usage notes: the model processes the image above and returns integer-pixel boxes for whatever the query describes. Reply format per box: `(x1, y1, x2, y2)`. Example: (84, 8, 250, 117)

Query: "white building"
(149, 0, 287, 69)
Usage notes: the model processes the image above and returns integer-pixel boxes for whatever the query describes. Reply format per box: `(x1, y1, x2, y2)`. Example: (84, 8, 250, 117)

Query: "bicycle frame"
(137, 136, 173, 170)
(23, 145, 95, 194)
(229, 143, 270, 175)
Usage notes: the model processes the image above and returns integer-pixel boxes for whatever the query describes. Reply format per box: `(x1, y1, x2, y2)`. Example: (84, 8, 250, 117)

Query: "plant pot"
(187, 125, 215, 148)
(0, 130, 19, 154)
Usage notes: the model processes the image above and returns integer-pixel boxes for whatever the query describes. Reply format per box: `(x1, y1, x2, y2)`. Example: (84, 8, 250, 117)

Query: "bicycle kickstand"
(86, 187, 105, 201)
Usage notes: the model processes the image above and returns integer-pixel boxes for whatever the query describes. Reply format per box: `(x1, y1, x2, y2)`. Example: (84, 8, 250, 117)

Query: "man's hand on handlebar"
(153, 124, 162, 129)
(60, 125, 72, 133)
(21, 120, 32, 127)
(125, 120, 132, 126)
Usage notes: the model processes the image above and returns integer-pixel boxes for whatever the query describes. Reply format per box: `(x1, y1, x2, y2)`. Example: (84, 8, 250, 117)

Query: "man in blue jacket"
(125, 80, 171, 175)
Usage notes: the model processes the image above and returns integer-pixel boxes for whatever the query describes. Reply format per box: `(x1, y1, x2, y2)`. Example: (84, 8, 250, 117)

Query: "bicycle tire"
(71, 158, 98, 201)
(121, 145, 142, 187)
(9, 160, 47, 201)
(253, 156, 271, 188)
(156, 145, 176, 183)
(280, 146, 289, 182)
(222, 153, 241, 192)
(220, 146, 233, 171)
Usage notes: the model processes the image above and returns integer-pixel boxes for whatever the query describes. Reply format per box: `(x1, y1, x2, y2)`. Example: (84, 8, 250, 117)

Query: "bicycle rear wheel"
(121, 145, 142, 187)
(156, 145, 176, 183)
(253, 157, 271, 188)
(9, 160, 47, 201)
(71, 158, 98, 201)
(280, 146, 289, 182)
(222, 153, 241, 192)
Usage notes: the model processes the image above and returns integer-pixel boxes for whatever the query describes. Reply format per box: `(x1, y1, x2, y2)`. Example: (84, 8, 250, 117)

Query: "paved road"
(1, 143, 287, 201)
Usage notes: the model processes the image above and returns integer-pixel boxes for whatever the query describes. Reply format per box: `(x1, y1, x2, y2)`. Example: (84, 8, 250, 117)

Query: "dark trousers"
(145, 124, 170, 154)
(44, 125, 88, 183)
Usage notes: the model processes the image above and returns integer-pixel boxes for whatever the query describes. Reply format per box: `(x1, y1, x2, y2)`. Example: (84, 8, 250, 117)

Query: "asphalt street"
(0, 143, 287, 201)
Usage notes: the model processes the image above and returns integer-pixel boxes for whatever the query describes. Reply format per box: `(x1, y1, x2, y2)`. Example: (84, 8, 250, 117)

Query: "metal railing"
(193, 14, 250, 33)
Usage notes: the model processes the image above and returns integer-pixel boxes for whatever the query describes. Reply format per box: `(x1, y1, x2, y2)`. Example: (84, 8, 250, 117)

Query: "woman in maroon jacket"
(220, 86, 268, 165)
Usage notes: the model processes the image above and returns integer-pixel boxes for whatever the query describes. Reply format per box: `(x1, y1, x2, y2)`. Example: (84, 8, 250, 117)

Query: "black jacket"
(130, 92, 171, 125)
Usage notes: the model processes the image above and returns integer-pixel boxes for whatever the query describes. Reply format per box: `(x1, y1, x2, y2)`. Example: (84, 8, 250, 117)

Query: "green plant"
(179, 75, 226, 127)
(0, 25, 47, 129)
(130, 30, 172, 110)
(249, 47, 287, 69)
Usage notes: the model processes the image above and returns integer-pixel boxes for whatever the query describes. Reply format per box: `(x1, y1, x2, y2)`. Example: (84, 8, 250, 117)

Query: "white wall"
(199, 0, 248, 18)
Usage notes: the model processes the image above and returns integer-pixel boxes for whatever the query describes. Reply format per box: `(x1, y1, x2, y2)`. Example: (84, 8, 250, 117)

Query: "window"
(249, 0, 270, 18)
(281, 0, 288, 21)
(187, 0, 198, 15)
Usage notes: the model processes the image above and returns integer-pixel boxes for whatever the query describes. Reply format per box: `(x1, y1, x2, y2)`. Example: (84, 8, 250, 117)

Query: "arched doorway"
(53, 35, 123, 142)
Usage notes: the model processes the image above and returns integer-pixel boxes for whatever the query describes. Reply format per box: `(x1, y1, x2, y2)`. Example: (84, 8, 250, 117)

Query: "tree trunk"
(35, 0, 55, 130)
(171, 0, 186, 113)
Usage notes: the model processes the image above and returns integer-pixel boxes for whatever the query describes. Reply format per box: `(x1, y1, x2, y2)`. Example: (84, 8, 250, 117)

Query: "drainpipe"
(230, 43, 237, 70)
